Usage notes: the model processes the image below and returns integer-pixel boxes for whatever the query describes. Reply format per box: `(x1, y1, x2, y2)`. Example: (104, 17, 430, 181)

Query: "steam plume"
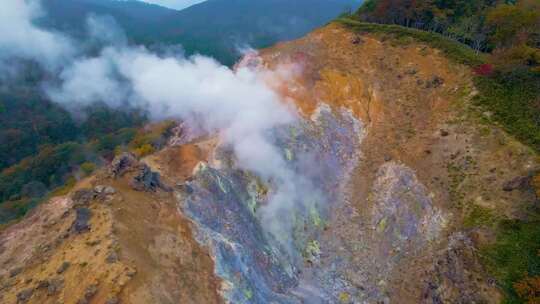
(0, 0, 74, 72)
(3, 0, 319, 258)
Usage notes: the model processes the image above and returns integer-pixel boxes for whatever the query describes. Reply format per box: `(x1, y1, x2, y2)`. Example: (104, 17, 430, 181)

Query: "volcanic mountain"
(1, 21, 539, 304)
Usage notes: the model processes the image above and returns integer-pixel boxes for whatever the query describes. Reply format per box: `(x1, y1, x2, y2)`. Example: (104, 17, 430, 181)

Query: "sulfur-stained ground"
(1, 22, 538, 304)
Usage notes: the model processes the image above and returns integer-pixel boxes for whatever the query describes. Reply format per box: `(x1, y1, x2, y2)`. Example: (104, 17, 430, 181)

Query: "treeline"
(356, 0, 539, 71)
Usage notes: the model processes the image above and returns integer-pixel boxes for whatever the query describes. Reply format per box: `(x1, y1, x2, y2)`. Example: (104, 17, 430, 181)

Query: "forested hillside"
(40, 0, 177, 44)
(156, 0, 362, 65)
(41, 0, 362, 65)
(0, 96, 150, 223)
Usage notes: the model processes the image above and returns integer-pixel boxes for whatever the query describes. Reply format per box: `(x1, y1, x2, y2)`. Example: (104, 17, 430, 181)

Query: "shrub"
(80, 162, 96, 176)
(133, 144, 155, 158)
(49, 177, 76, 197)
(473, 64, 494, 76)
(129, 120, 176, 150)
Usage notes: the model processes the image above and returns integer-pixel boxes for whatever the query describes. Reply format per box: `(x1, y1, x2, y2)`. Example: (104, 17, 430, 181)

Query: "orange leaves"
(514, 275, 540, 304)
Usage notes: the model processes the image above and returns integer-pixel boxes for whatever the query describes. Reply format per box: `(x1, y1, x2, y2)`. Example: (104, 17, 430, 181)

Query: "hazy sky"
(139, 0, 206, 10)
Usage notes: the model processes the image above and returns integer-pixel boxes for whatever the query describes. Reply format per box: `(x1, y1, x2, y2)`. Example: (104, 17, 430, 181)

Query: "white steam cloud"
(0, 0, 74, 72)
(48, 45, 298, 178)
(3, 0, 311, 255)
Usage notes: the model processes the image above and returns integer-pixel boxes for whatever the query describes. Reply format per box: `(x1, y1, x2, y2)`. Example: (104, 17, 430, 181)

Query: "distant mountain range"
(40, 0, 362, 65)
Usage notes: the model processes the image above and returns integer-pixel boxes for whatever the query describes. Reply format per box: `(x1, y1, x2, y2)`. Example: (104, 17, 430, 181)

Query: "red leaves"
(473, 64, 494, 76)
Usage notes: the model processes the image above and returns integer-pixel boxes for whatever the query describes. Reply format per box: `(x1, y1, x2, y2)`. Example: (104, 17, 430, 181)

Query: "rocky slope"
(1, 22, 538, 304)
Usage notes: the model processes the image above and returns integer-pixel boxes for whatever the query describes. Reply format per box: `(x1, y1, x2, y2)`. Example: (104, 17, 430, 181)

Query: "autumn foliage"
(473, 63, 494, 76)
(357, 0, 540, 72)
(514, 275, 540, 304)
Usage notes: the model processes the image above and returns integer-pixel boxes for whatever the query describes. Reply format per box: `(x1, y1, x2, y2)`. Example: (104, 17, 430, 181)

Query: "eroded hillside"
(1, 22, 538, 304)
(258, 22, 539, 303)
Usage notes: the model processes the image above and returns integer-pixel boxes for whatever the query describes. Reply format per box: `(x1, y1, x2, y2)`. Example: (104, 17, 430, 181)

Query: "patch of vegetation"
(480, 217, 540, 304)
(91, 128, 138, 156)
(0, 197, 40, 223)
(133, 144, 155, 158)
(128, 120, 176, 157)
(48, 177, 77, 198)
(80, 162, 97, 177)
(339, 292, 351, 303)
(473, 71, 540, 152)
(80, 104, 147, 139)
(463, 204, 498, 229)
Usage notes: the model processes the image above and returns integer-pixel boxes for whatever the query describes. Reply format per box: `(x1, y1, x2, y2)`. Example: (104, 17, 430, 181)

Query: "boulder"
(351, 36, 364, 45)
(425, 76, 444, 88)
(94, 185, 106, 193)
(104, 186, 116, 195)
(405, 67, 418, 75)
(501, 170, 540, 201)
(72, 189, 96, 206)
(46, 278, 64, 296)
(16, 288, 33, 303)
(84, 284, 98, 298)
(36, 280, 49, 289)
(502, 175, 530, 191)
(71, 208, 92, 234)
(9, 267, 22, 278)
(109, 153, 138, 178)
(106, 251, 118, 264)
(105, 297, 119, 304)
(56, 261, 70, 274)
(130, 165, 170, 192)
